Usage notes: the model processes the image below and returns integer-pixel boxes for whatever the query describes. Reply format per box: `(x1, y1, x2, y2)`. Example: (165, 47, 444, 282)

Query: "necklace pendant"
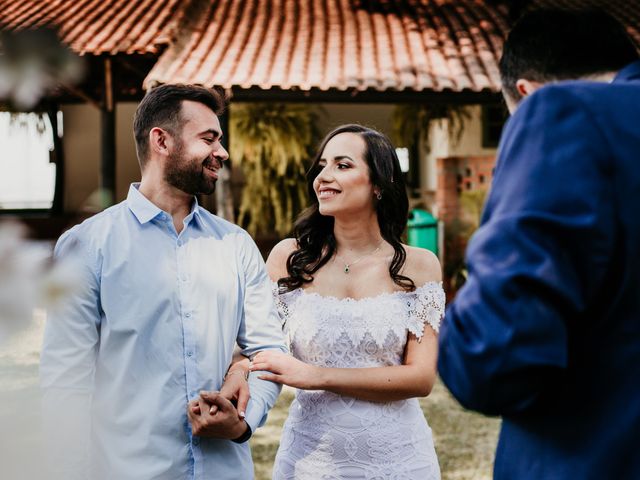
(344, 265, 350, 274)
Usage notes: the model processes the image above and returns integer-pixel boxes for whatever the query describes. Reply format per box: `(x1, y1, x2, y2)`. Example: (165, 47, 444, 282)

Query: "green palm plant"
(391, 104, 470, 153)
(230, 103, 319, 236)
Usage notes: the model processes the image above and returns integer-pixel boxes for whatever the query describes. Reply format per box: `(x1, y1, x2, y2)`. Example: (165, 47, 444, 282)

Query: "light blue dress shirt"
(40, 184, 286, 480)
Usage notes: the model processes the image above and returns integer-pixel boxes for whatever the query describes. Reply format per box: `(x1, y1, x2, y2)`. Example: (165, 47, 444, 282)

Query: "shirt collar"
(613, 60, 640, 84)
(126, 183, 202, 225)
(187, 198, 203, 226)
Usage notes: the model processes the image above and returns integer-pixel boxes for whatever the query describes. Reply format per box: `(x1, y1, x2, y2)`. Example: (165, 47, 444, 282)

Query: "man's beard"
(164, 141, 217, 195)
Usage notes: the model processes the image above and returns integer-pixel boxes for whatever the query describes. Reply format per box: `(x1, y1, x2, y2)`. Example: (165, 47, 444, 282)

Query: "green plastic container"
(407, 208, 438, 255)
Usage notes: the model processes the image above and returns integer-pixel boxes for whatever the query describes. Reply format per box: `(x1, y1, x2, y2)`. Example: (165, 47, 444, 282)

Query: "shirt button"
(185, 312, 191, 318)
(187, 351, 193, 357)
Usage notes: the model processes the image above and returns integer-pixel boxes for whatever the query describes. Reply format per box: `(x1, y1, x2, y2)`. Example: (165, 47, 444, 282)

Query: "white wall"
(317, 103, 395, 138)
(60, 104, 99, 211)
(449, 105, 499, 157)
(115, 103, 141, 201)
(423, 105, 497, 192)
(61, 102, 140, 212)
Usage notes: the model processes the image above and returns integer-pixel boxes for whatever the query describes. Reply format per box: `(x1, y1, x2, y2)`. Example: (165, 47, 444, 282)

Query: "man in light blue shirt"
(40, 84, 287, 479)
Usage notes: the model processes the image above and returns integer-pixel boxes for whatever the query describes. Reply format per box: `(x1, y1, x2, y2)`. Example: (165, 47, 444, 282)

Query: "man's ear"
(515, 78, 545, 99)
(149, 127, 170, 156)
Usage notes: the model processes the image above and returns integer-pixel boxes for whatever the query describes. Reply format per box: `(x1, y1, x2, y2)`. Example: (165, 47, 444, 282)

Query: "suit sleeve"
(40, 228, 102, 479)
(235, 233, 287, 434)
(437, 87, 616, 416)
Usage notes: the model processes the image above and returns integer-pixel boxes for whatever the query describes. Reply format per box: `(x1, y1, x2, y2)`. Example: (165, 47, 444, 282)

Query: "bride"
(250, 124, 444, 479)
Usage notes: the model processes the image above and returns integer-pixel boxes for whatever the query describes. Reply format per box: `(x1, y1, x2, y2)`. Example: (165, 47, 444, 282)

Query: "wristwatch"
(231, 421, 252, 444)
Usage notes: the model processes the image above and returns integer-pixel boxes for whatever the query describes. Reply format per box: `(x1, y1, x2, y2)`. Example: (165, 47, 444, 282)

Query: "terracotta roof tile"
(146, 0, 511, 93)
(2, 0, 638, 93)
(0, 0, 185, 55)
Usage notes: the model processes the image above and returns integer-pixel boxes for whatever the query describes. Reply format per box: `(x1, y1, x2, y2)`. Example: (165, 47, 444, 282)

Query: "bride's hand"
(250, 351, 319, 390)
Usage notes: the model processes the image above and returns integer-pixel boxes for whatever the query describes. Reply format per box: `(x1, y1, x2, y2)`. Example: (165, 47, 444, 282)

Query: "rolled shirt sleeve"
(438, 87, 616, 416)
(235, 233, 287, 433)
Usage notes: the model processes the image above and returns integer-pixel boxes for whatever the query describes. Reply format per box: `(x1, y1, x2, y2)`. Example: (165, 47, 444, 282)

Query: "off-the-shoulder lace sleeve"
(406, 282, 446, 338)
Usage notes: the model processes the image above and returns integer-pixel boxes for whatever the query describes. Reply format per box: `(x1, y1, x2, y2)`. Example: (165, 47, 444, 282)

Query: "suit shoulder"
(527, 80, 637, 111)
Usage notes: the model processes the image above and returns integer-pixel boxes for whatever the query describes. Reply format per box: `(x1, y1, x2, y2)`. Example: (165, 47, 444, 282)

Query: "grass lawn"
(251, 380, 500, 479)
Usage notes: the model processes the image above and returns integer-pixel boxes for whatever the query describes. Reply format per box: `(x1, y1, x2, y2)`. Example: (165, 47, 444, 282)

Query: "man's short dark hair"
(499, 9, 639, 102)
(133, 84, 226, 169)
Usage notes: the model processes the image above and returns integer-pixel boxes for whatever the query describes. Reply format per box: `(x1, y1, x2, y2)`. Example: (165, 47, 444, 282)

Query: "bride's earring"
(375, 190, 382, 200)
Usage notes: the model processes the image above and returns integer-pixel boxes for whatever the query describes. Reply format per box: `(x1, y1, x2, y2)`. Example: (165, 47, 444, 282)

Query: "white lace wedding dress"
(271, 281, 445, 480)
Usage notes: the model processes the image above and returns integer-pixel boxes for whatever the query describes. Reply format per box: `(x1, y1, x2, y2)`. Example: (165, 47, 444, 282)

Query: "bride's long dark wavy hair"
(278, 124, 416, 293)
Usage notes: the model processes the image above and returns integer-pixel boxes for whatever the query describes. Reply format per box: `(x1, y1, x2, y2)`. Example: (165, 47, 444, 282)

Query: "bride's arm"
(256, 240, 440, 402)
(250, 332, 437, 402)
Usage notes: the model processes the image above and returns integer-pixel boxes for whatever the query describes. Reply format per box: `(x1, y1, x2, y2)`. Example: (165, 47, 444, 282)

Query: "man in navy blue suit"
(438, 9, 640, 479)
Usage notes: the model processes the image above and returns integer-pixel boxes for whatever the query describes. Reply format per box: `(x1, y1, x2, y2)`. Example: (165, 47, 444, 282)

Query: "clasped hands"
(187, 369, 250, 440)
(187, 350, 318, 439)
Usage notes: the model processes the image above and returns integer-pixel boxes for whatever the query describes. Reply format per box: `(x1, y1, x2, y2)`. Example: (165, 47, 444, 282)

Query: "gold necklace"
(336, 240, 383, 274)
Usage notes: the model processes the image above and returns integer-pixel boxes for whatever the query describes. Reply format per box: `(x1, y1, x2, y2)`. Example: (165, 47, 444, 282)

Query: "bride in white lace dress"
(250, 125, 444, 479)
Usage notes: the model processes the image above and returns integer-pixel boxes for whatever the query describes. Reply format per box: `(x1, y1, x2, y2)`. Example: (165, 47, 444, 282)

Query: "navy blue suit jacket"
(438, 60, 640, 479)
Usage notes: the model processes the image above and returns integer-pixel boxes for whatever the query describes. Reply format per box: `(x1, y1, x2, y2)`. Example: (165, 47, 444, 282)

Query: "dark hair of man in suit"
(499, 9, 639, 111)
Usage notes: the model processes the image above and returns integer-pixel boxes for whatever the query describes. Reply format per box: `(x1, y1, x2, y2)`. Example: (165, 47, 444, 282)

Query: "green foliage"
(459, 189, 488, 229)
(444, 189, 488, 292)
(443, 218, 471, 291)
(230, 103, 319, 236)
(391, 104, 471, 150)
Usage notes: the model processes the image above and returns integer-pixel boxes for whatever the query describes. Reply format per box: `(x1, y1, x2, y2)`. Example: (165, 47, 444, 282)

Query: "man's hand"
(187, 392, 248, 440)
(190, 372, 250, 418)
(219, 370, 250, 418)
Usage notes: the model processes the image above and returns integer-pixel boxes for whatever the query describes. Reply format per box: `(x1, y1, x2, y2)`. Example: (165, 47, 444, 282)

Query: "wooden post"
(101, 57, 116, 206)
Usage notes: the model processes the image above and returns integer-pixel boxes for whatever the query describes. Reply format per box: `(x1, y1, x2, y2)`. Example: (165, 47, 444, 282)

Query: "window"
(482, 103, 508, 149)
(0, 112, 57, 210)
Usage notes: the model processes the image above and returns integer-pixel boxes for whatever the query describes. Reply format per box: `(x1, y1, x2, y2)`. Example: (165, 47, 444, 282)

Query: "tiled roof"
(0, 0, 185, 55)
(2, 0, 639, 94)
(146, 0, 511, 93)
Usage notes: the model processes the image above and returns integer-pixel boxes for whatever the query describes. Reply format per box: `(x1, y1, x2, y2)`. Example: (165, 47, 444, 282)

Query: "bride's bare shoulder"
(401, 245, 442, 285)
(266, 238, 299, 281)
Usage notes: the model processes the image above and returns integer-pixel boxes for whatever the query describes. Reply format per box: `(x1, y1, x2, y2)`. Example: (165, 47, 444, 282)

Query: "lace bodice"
(271, 282, 445, 479)
(274, 282, 445, 368)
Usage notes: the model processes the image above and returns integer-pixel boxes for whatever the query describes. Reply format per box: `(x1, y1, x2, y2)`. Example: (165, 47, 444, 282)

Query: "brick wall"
(436, 155, 496, 223)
